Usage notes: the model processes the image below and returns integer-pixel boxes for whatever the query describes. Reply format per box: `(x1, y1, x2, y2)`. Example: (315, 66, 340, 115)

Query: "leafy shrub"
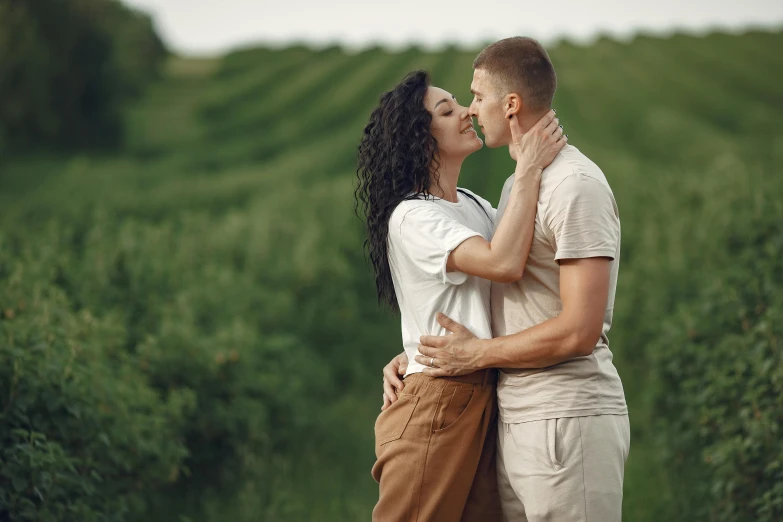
(652, 210, 783, 521)
(0, 235, 192, 521)
(0, 203, 338, 520)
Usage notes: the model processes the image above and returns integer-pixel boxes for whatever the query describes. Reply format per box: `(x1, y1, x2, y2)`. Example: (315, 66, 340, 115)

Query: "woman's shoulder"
(389, 198, 447, 228)
(457, 187, 495, 213)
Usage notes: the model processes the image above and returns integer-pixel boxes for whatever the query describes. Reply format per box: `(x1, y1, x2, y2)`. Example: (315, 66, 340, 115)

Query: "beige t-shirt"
(491, 144, 628, 423)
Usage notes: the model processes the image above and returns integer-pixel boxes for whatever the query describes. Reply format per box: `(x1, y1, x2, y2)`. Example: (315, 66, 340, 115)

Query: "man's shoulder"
(544, 145, 605, 181)
(542, 145, 613, 202)
(499, 146, 609, 208)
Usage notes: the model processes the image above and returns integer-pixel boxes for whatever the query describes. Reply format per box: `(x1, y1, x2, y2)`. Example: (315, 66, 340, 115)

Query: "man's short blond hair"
(473, 37, 557, 112)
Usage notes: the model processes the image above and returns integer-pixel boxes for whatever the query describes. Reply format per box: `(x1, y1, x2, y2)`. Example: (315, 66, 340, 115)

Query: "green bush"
(0, 204, 340, 520)
(0, 233, 192, 521)
(652, 210, 783, 521)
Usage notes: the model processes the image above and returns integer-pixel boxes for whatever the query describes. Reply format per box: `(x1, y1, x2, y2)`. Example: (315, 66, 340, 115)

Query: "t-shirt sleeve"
(391, 204, 483, 285)
(544, 175, 620, 262)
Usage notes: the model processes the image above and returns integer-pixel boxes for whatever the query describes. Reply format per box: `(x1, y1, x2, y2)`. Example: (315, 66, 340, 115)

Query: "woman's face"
(425, 86, 483, 160)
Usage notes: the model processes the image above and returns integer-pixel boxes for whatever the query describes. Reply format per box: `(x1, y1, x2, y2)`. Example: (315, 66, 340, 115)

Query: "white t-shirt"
(387, 189, 496, 377)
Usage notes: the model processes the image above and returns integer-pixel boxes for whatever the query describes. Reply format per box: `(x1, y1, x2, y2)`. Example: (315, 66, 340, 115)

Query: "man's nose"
(468, 100, 478, 118)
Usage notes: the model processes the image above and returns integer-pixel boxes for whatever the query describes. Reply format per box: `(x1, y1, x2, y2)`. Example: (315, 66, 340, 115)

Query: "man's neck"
(507, 109, 552, 161)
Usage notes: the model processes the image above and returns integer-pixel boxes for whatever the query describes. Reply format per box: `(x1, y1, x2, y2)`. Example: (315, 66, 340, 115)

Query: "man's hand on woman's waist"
(415, 313, 488, 377)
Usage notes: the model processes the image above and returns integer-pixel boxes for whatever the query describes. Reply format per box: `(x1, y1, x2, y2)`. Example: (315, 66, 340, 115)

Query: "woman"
(355, 70, 565, 521)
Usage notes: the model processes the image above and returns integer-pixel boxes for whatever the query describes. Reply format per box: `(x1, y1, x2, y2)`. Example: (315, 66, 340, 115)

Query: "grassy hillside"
(1, 30, 781, 521)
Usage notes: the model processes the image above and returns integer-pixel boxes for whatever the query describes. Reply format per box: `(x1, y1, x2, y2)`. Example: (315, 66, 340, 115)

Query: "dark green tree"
(0, 0, 166, 152)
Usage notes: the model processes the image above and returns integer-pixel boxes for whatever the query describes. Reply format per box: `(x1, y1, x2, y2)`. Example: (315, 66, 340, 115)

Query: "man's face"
(469, 68, 510, 149)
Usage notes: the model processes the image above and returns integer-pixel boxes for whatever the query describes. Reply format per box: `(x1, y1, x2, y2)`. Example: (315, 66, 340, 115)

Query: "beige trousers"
(497, 414, 630, 522)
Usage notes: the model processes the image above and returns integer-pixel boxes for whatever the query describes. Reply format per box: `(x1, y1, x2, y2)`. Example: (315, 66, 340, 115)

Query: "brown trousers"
(371, 370, 503, 522)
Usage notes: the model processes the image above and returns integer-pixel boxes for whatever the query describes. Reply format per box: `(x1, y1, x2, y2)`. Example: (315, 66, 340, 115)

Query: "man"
(382, 37, 629, 521)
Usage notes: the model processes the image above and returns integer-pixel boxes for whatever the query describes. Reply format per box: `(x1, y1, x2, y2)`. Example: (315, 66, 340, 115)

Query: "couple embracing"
(355, 37, 629, 522)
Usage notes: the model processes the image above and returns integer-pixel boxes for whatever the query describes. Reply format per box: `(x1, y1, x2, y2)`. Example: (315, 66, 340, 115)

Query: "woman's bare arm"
(447, 110, 565, 282)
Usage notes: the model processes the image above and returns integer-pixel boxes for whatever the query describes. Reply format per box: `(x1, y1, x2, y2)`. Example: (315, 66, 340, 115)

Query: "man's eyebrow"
(470, 88, 482, 96)
(433, 95, 457, 109)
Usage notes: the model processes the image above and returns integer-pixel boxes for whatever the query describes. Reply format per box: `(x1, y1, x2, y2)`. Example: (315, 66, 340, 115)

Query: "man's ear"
(504, 93, 523, 120)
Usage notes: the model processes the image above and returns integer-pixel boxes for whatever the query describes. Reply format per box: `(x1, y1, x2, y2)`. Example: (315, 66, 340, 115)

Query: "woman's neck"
(429, 155, 463, 203)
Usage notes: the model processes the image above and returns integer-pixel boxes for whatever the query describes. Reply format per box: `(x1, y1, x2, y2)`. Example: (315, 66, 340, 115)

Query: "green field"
(1, 30, 782, 521)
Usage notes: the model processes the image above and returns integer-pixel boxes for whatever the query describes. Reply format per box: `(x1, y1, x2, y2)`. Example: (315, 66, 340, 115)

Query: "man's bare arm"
(416, 257, 610, 375)
(479, 257, 609, 368)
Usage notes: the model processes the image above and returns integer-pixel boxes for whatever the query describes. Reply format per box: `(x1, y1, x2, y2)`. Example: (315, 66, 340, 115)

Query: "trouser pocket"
(374, 394, 419, 450)
(546, 418, 564, 469)
(432, 384, 475, 433)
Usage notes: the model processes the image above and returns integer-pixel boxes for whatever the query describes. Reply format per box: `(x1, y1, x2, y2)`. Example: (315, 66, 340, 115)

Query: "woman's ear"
(504, 93, 523, 120)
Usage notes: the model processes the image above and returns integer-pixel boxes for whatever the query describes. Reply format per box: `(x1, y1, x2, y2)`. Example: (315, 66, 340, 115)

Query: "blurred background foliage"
(0, 0, 166, 152)
(0, 1, 781, 519)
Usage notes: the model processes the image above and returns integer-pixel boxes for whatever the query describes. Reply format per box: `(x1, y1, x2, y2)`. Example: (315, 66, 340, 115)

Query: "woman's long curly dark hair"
(355, 70, 440, 311)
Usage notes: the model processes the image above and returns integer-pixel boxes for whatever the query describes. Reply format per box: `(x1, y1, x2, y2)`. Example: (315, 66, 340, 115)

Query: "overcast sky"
(123, 0, 783, 55)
